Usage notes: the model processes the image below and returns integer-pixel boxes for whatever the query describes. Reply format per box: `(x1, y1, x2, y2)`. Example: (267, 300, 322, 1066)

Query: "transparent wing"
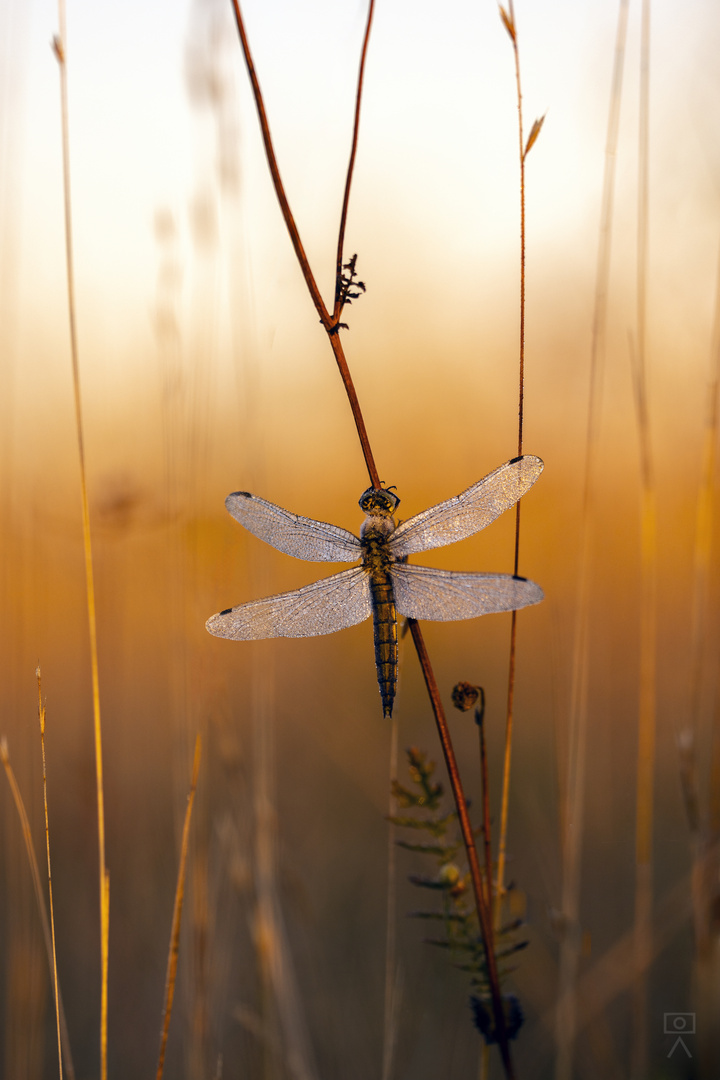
(225, 491, 362, 562)
(390, 455, 543, 558)
(206, 567, 372, 639)
(390, 562, 543, 621)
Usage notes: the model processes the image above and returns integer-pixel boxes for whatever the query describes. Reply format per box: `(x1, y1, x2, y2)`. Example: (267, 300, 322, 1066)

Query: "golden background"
(1, 0, 718, 1075)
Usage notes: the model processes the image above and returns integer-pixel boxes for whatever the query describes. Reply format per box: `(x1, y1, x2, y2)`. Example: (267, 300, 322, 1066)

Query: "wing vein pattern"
(390, 455, 543, 558)
(206, 567, 372, 639)
(390, 563, 543, 621)
(225, 491, 362, 562)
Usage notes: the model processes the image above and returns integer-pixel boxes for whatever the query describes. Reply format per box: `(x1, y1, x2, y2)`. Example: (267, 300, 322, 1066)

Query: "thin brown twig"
(156, 734, 202, 1080)
(228, 0, 380, 489)
(334, 0, 375, 320)
(408, 622, 514, 1079)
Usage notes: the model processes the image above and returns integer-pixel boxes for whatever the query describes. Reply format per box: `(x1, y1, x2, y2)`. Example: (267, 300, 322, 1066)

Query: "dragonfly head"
(359, 486, 400, 517)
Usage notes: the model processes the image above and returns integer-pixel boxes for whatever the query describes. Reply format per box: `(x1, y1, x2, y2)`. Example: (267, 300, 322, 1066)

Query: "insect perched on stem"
(206, 455, 544, 717)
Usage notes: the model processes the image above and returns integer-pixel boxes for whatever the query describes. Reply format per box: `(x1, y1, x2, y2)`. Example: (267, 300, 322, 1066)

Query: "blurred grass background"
(1, 0, 719, 1076)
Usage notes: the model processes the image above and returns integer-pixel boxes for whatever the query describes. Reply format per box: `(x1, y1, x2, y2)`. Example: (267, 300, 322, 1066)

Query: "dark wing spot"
(230, 491, 252, 499)
(219, 608, 233, 615)
(508, 455, 522, 464)
(512, 574, 528, 582)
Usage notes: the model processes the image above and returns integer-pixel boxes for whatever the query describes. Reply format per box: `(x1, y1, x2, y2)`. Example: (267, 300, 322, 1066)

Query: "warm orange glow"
(1, 0, 719, 1075)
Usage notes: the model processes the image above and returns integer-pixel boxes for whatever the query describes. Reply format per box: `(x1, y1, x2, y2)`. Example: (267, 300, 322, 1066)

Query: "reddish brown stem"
(334, 0, 376, 321)
(328, 334, 380, 488)
(229, 0, 380, 490)
(408, 621, 514, 1079)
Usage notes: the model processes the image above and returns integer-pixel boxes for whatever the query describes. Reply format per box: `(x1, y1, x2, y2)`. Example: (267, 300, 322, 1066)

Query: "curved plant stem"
(52, 13, 109, 1078)
(334, 0, 375, 320)
(229, 0, 380, 489)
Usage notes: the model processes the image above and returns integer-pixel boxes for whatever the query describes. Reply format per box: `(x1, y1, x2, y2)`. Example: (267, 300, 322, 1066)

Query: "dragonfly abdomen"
(369, 569, 398, 718)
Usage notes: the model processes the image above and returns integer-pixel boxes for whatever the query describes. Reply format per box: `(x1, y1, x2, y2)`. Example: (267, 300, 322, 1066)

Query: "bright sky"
(1, 0, 719, 515)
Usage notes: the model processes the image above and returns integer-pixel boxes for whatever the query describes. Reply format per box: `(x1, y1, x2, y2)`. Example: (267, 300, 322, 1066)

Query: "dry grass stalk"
(156, 734, 202, 1080)
(52, 6, 109, 1076)
(555, 2, 630, 1077)
(0, 736, 75, 1080)
(37, 669, 64, 1080)
(630, 2, 655, 1076)
(496, 0, 544, 934)
(686, 239, 720, 1072)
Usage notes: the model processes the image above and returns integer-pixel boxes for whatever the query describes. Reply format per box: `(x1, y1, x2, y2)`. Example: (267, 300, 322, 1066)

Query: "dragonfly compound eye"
(359, 487, 401, 515)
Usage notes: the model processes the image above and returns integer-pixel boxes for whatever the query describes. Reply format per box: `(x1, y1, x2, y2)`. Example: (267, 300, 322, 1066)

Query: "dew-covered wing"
(389, 455, 543, 558)
(225, 491, 362, 562)
(390, 562, 543, 621)
(206, 567, 372, 639)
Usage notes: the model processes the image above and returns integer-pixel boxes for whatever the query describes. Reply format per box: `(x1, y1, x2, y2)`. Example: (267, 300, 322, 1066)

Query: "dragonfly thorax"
(359, 486, 399, 553)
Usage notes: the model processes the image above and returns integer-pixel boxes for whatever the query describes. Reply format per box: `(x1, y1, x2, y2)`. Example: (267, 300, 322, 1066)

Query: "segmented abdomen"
(369, 569, 398, 718)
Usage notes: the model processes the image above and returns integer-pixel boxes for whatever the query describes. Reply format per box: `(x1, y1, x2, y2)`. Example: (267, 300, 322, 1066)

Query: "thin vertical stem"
(52, 12, 109, 1078)
(382, 714, 399, 1080)
(156, 736, 202, 1080)
(334, 0, 375, 318)
(38, 670, 63, 1080)
(496, 0, 526, 931)
(555, 4, 630, 1078)
(631, 3, 655, 1077)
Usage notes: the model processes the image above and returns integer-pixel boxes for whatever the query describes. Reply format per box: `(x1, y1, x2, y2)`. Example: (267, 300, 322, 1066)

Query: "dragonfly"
(206, 454, 544, 717)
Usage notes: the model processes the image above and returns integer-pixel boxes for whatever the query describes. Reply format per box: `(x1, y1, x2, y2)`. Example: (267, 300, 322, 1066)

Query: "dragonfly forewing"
(206, 566, 372, 639)
(390, 455, 543, 558)
(390, 562, 543, 621)
(225, 491, 362, 562)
